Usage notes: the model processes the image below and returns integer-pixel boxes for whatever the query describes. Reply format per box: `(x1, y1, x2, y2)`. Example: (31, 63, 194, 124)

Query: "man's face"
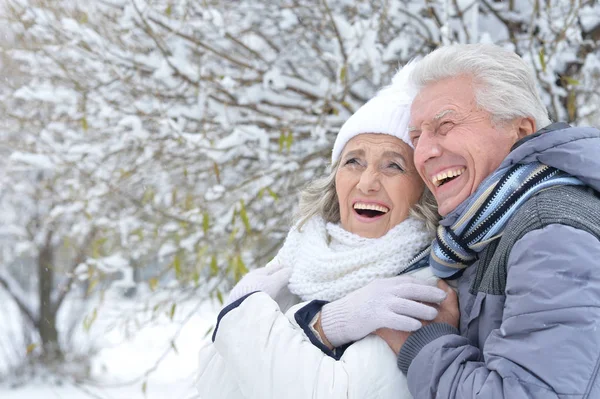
(409, 76, 523, 216)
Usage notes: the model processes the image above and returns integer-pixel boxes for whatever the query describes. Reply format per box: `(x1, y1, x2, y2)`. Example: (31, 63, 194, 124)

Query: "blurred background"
(0, 0, 598, 397)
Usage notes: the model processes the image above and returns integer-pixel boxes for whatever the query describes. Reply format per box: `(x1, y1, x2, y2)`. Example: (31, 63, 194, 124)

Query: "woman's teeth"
(353, 202, 389, 214)
(432, 168, 466, 187)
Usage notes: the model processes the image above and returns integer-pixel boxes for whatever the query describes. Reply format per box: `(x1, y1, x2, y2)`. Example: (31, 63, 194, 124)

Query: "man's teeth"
(432, 168, 466, 187)
(353, 203, 389, 213)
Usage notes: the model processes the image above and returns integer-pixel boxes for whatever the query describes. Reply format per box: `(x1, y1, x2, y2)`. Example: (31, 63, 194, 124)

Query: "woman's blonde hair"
(294, 159, 440, 234)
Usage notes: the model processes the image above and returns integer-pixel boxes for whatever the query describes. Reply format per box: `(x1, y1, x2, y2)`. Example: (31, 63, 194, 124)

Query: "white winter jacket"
(196, 267, 434, 399)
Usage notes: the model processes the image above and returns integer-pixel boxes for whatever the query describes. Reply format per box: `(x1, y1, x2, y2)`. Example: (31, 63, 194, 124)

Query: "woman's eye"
(344, 158, 359, 166)
(388, 162, 404, 171)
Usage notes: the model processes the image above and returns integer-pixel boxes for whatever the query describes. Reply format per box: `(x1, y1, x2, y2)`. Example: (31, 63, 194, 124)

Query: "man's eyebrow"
(408, 109, 455, 132)
(433, 109, 455, 120)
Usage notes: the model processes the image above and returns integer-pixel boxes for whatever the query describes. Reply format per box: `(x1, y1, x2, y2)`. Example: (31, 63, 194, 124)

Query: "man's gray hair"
(294, 160, 439, 234)
(411, 44, 551, 130)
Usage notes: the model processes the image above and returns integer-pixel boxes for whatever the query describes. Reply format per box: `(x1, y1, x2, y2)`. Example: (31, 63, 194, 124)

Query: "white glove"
(320, 275, 446, 347)
(226, 261, 292, 305)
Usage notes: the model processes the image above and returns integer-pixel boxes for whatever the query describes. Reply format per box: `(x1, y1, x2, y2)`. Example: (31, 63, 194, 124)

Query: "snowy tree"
(0, 0, 598, 380)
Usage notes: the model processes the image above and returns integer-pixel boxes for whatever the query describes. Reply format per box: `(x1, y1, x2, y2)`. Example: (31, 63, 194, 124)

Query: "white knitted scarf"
(283, 216, 433, 302)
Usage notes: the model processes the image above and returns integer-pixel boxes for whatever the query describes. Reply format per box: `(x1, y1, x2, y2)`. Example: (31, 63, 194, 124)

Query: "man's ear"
(516, 117, 536, 139)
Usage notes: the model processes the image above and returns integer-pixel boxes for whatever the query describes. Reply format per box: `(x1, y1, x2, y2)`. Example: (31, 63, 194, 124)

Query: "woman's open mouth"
(353, 202, 389, 219)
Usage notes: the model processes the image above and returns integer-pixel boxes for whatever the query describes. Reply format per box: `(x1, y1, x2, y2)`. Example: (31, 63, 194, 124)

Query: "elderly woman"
(196, 63, 447, 399)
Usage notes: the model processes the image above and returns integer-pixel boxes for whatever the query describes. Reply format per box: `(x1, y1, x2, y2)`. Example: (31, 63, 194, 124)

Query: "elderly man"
(378, 43, 600, 398)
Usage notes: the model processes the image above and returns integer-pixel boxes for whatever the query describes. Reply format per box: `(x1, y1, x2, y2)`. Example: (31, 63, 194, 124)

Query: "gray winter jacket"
(398, 123, 600, 398)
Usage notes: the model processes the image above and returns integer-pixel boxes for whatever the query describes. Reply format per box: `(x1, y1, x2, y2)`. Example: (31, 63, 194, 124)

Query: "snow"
(0, 290, 220, 399)
(0, 0, 599, 397)
(9, 152, 55, 170)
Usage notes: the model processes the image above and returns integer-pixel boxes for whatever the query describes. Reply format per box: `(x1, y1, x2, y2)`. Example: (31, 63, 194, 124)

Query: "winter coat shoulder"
(399, 123, 600, 398)
(197, 265, 435, 399)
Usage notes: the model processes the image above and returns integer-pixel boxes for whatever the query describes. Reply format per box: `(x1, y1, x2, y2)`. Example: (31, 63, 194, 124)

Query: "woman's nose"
(356, 168, 381, 193)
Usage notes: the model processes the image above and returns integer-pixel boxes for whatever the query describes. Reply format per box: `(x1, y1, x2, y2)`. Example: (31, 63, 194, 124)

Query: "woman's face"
(335, 134, 425, 238)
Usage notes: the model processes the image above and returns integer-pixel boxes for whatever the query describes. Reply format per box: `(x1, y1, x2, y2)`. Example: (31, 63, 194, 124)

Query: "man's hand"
(375, 279, 459, 355)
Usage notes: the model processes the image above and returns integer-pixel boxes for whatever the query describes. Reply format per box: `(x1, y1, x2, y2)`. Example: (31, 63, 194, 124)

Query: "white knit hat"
(331, 60, 418, 164)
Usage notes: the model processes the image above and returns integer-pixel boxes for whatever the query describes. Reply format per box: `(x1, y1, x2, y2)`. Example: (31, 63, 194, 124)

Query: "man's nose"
(356, 167, 381, 193)
(415, 130, 443, 164)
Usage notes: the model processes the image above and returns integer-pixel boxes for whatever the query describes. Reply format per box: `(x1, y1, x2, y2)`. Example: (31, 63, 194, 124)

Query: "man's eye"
(389, 163, 404, 171)
(439, 121, 454, 132)
(344, 158, 359, 165)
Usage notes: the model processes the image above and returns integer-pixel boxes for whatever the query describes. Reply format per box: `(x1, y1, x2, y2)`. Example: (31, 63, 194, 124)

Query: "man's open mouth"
(432, 168, 466, 187)
(353, 202, 389, 218)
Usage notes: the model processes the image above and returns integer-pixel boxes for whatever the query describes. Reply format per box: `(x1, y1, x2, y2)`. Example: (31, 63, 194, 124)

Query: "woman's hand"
(318, 275, 446, 347)
(374, 279, 459, 354)
(226, 261, 292, 305)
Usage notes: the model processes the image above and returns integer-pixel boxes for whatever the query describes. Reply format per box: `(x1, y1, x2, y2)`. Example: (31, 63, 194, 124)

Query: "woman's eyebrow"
(382, 151, 406, 161)
(343, 149, 364, 159)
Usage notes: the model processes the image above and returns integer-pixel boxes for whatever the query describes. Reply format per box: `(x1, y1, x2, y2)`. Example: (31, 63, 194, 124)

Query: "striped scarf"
(429, 162, 584, 278)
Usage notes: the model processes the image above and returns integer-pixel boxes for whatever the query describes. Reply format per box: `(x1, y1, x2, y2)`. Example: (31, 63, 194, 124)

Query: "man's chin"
(436, 195, 466, 217)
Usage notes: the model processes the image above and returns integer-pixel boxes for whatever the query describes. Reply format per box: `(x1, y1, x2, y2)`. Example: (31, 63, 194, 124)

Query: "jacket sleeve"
(209, 291, 411, 399)
(399, 224, 600, 398)
(196, 342, 245, 399)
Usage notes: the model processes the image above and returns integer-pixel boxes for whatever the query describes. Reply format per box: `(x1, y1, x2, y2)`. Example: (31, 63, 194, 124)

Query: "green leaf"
(202, 212, 210, 234)
(267, 188, 279, 201)
(278, 131, 285, 152)
(567, 90, 577, 121)
(228, 227, 239, 243)
(26, 343, 37, 355)
(184, 193, 194, 210)
(142, 380, 147, 396)
(339, 65, 347, 82)
(173, 253, 182, 278)
(213, 162, 221, 183)
(564, 76, 580, 86)
(235, 255, 248, 281)
(133, 228, 144, 241)
(196, 245, 208, 261)
(86, 278, 98, 295)
(216, 290, 224, 305)
(81, 117, 88, 131)
(231, 208, 237, 225)
(239, 200, 251, 231)
(285, 132, 293, 152)
(203, 325, 214, 338)
(210, 255, 219, 276)
(142, 187, 155, 204)
(171, 187, 178, 206)
(79, 12, 88, 24)
(538, 48, 546, 73)
(148, 277, 159, 291)
(169, 303, 176, 320)
(165, 4, 173, 16)
(170, 340, 178, 354)
(83, 308, 98, 332)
